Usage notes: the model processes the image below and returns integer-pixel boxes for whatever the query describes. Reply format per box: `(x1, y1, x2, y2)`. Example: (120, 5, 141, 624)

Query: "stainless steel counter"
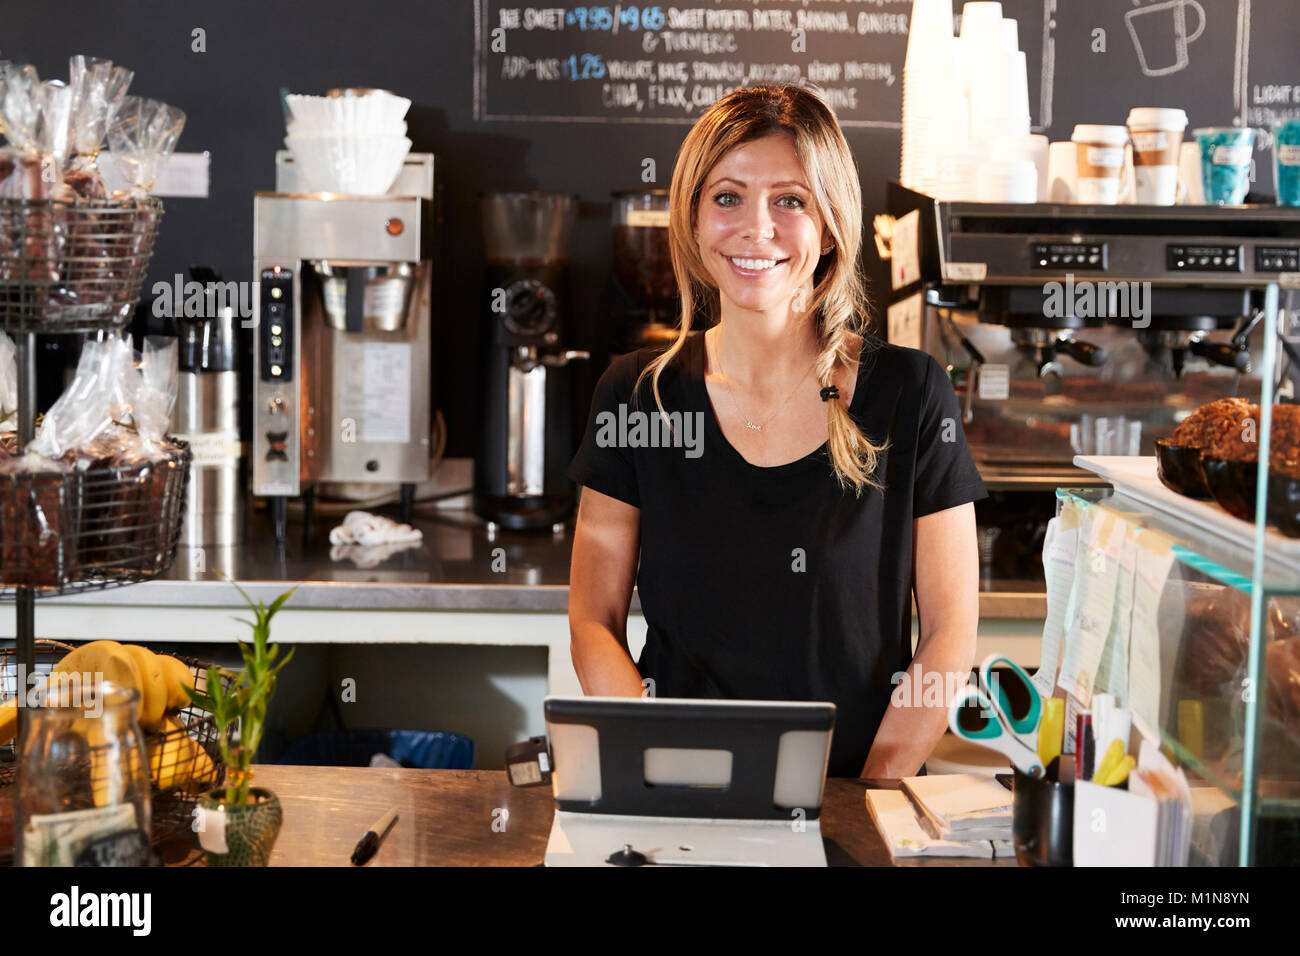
(43, 507, 1047, 619)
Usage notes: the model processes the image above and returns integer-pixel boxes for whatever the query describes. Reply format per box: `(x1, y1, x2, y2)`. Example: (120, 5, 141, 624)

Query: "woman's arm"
(861, 501, 979, 778)
(568, 486, 647, 697)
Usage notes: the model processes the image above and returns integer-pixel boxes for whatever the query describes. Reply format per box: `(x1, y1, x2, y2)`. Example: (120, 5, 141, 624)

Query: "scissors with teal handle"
(947, 653, 1044, 778)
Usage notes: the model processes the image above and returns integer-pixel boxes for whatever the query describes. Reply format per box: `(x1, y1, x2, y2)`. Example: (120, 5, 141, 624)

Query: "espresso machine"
(252, 153, 436, 541)
(473, 192, 588, 531)
(885, 181, 1300, 581)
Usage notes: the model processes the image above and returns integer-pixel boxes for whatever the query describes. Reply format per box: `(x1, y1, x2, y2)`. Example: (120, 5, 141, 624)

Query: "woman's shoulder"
(596, 333, 702, 401)
(855, 331, 942, 390)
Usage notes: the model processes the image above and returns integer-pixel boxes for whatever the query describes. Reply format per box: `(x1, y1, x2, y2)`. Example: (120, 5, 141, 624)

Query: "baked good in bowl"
(1156, 398, 1255, 498)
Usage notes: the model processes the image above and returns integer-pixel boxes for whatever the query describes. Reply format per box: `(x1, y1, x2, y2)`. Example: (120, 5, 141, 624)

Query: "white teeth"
(728, 256, 779, 271)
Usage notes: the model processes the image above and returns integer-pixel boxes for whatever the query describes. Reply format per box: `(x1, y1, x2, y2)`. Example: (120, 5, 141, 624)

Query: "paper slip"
(1072, 779, 1160, 867)
(1033, 500, 1083, 698)
(865, 789, 997, 859)
(1057, 506, 1126, 705)
(1128, 530, 1177, 733)
(1094, 524, 1138, 699)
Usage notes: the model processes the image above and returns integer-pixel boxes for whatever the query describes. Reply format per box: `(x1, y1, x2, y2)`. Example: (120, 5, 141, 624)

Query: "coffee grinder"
(252, 153, 436, 542)
(473, 191, 588, 531)
(601, 189, 680, 353)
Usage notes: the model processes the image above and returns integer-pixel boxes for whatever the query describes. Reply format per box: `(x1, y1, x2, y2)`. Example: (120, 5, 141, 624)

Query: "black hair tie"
(820, 385, 839, 402)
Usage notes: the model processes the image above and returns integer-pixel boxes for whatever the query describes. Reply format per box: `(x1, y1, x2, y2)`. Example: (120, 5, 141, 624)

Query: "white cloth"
(328, 510, 422, 547)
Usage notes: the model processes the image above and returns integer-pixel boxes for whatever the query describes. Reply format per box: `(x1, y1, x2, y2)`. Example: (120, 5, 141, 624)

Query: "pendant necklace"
(708, 328, 818, 433)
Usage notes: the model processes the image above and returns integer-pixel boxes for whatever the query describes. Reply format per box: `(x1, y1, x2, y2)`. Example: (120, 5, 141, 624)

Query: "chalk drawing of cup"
(1125, 0, 1206, 77)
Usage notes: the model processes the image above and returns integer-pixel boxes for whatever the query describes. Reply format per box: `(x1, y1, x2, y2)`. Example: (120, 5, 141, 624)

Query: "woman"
(567, 84, 985, 778)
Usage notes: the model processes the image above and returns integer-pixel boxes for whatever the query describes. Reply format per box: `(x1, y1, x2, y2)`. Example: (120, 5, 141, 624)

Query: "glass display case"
(1047, 285, 1299, 865)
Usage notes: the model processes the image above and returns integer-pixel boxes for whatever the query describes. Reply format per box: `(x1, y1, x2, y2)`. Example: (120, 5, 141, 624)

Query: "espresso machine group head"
(252, 153, 437, 541)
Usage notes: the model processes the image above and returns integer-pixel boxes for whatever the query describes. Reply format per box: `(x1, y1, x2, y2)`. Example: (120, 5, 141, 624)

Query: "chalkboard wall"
(5, 0, 1290, 457)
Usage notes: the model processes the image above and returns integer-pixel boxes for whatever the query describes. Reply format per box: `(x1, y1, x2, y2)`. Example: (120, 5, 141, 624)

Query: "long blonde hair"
(635, 83, 884, 493)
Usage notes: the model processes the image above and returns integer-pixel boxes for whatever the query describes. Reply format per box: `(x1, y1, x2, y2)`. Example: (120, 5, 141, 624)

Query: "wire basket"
(0, 438, 192, 598)
(0, 640, 234, 862)
(0, 196, 163, 334)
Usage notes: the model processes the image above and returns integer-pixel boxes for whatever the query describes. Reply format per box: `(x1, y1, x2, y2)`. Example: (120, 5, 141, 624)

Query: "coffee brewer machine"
(252, 153, 436, 541)
(885, 181, 1300, 581)
(473, 192, 588, 531)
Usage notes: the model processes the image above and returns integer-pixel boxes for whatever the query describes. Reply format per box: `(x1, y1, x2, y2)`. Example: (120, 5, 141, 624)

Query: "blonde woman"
(567, 84, 985, 778)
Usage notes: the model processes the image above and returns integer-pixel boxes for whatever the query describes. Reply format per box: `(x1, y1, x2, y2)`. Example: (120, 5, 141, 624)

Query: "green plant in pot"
(187, 584, 296, 867)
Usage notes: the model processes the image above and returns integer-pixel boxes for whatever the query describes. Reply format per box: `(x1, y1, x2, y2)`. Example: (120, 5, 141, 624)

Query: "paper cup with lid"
(1274, 119, 1300, 206)
(1127, 108, 1188, 204)
(1195, 126, 1255, 205)
(1071, 125, 1129, 204)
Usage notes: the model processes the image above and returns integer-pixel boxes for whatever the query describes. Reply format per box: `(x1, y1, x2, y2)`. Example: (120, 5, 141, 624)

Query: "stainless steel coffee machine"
(885, 182, 1300, 582)
(473, 192, 588, 531)
(252, 153, 436, 540)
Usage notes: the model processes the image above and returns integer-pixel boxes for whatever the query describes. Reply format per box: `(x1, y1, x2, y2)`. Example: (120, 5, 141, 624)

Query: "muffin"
(1170, 397, 1256, 448)
(1200, 404, 1300, 534)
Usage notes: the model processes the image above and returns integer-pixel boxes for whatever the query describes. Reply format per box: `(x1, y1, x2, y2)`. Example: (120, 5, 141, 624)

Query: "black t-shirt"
(567, 331, 987, 777)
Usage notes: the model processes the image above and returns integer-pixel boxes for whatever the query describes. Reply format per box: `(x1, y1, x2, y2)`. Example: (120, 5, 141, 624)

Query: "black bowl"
(1267, 471, 1300, 538)
(1200, 455, 1258, 523)
(1156, 439, 1211, 498)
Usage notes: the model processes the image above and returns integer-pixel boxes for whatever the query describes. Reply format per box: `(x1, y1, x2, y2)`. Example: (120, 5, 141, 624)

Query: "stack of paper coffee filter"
(284, 89, 412, 195)
(899, 1, 1037, 202)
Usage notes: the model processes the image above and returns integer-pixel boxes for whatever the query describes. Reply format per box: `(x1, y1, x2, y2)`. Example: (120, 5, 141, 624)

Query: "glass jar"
(15, 680, 152, 866)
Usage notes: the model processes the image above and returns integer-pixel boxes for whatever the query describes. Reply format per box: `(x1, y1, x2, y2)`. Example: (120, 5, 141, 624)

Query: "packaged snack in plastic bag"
(106, 96, 185, 197)
(0, 330, 15, 437)
(65, 55, 133, 200)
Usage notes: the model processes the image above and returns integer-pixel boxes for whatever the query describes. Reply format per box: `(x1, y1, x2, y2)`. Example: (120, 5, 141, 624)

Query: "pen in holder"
(1012, 768, 1073, 867)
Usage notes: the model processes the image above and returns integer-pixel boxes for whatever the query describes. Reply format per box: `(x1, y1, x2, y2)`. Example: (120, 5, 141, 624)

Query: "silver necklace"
(708, 329, 818, 433)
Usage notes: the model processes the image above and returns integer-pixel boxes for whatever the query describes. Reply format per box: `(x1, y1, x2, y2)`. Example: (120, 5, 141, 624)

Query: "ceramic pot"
(197, 787, 283, 867)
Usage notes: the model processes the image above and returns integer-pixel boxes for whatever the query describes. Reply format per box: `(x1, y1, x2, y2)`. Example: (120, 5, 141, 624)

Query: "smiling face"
(695, 132, 828, 319)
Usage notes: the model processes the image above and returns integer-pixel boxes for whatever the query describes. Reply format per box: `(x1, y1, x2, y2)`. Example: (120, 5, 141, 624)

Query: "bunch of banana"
(0, 641, 216, 803)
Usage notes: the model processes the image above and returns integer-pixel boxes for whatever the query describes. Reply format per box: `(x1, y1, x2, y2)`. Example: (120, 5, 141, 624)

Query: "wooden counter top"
(160, 765, 1012, 867)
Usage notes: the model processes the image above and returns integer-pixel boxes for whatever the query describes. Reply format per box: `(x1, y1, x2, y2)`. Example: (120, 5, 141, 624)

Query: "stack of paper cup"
(1126, 108, 1188, 205)
(1071, 124, 1129, 204)
(969, 50, 1031, 146)
(997, 134, 1049, 200)
(1002, 17, 1019, 52)
(900, 0, 958, 192)
(975, 156, 1037, 202)
(963, 5, 1030, 150)
(1047, 141, 1078, 201)
(1178, 141, 1204, 203)
(933, 143, 980, 199)
(959, 2, 1004, 49)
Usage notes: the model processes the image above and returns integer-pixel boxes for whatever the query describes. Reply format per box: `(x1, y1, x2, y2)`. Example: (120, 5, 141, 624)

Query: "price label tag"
(977, 364, 1010, 400)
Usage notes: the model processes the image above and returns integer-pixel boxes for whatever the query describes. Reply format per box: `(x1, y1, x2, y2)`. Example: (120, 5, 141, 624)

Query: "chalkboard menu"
(476, 1, 919, 126)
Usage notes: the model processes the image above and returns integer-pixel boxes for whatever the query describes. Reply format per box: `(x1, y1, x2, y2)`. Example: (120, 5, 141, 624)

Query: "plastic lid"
(1127, 108, 1188, 129)
(1071, 124, 1129, 145)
